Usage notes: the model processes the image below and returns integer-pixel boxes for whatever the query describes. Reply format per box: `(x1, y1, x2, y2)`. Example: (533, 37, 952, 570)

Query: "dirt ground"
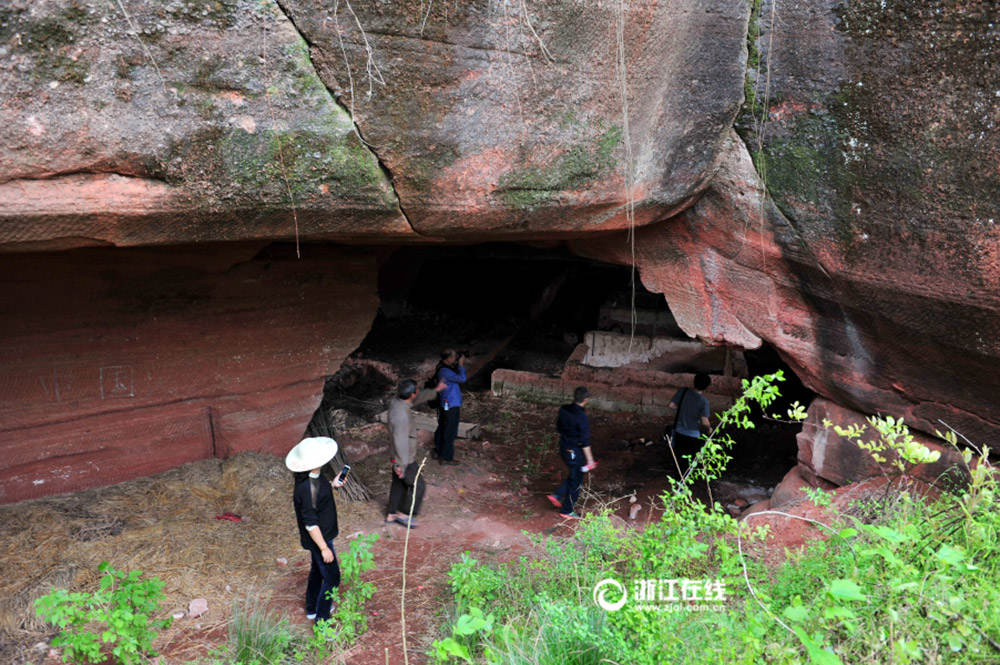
(0, 385, 796, 665)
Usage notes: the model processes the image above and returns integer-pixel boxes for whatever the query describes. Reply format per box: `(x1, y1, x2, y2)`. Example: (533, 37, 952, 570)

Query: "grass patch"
(430, 375, 1000, 664)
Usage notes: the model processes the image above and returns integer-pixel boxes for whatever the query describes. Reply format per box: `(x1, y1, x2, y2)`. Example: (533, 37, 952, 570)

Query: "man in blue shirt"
(547, 386, 596, 518)
(434, 349, 466, 465)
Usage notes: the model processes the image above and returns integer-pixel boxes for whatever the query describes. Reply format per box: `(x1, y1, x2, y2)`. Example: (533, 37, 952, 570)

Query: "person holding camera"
(386, 379, 431, 528)
(433, 348, 466, 465)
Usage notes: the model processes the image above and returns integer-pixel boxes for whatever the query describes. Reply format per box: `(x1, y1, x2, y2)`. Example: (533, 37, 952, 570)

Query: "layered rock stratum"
(1, 0, 997, 501)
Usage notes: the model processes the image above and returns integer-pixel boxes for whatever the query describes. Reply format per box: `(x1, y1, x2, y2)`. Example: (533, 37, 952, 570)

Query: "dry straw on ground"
(0, 452, 376, 663)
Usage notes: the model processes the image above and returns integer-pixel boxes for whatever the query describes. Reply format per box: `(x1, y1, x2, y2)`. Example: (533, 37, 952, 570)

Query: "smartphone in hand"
(337, 465, 352, 483)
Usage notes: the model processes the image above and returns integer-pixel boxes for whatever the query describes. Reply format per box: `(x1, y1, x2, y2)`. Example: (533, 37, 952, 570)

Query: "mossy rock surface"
(0, 0, 405, 247)
(283, 0, 751, 236)
(746, 0, 999, 267)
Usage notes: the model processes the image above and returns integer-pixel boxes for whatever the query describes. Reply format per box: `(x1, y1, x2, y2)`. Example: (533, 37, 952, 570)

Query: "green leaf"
(867, 525, 909, 544)
(434, 637, 471, 662)
(453, 609, 487, 636)
(823, 605, 856, 620)
(837, 528, 858, 539)
(935, 544, 966, 567)
(782, 605, 809, 622)
(791, 627, 843, 665)
(827, 579, 867, 602)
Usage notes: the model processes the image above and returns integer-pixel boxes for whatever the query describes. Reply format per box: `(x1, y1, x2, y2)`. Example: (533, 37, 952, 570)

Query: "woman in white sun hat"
(286, 436, 346, 622)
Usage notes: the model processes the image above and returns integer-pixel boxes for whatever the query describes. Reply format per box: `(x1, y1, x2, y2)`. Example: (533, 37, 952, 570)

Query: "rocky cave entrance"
(310, 242, 814, 513)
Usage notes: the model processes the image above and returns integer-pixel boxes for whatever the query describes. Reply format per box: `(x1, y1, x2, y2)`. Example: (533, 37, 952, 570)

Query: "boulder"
(743, 477, 941, 562)
(741, 498, 770, 518)
(796, 399, 969, 489)
(769, 464, 836, 510)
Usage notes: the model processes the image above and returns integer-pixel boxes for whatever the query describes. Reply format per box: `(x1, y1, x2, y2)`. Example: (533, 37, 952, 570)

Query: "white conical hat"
(285, 437, 339, 472)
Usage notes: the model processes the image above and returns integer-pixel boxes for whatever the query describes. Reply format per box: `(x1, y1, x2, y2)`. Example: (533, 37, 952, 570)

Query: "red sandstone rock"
(741, 499, 770, 518)
(3, 0, 999, 503)
(0, 1, 409, 251)
(272, 0, 752, 238)
(572, 130, 1000, 448)
(0, 244, 378, 503)
(743, 477, 942, 561)
(796, 399, 968, 489)
(770, 465, 811, 510)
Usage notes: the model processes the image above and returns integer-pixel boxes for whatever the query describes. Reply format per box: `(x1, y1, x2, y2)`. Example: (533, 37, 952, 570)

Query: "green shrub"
(430, 373, 1000, 664)
(34, 561, 171, 665)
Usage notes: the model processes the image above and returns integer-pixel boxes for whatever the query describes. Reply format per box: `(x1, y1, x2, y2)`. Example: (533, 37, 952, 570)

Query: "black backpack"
(423, 362, 444, 409)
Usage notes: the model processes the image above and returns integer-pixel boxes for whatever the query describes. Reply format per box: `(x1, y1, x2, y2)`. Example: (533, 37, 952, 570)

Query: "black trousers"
(387, 461, 426, 516)
(553, 447, 584, 514)
(434, 406, 460, 461)
(305, 539, 340, 621)
(668, 432, 702, 473)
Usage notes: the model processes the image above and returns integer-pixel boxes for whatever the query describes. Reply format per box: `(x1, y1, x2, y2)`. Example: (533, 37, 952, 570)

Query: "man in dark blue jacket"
(433, 349, 466, 465)
(547, 386, 597, 518)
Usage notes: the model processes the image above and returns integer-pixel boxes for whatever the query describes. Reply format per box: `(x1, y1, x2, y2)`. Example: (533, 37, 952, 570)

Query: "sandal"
(394, 516, 418, 528)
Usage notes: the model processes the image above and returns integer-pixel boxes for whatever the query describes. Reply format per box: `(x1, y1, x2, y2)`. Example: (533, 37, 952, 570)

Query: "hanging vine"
(615, 0, 639, 347)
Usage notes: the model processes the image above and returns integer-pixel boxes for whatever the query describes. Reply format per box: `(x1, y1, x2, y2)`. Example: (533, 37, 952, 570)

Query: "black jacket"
(293, 475, 339, 551)
(556, 403, 590, 452)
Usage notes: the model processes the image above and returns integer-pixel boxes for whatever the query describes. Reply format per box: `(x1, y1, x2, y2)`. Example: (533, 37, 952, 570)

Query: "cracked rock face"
(4, 0, 999, 501)
(287, 0, 750, 238)
(0, 0, 409, 250)
(0, 0, 751, 247)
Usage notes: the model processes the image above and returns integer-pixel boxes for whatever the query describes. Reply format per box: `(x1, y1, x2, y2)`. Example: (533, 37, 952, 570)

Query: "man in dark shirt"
(547, 386, 597, 518)
(286, 436, 346, 622)
(666, 373, 712, 462)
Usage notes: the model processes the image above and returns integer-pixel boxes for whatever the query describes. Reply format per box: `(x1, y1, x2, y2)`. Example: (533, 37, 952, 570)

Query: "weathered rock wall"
(573, 0, 1000, 446)
(748, 0, 1000, 443)
(0, 0, 410, 250)
(0, 0, 755, 501)
(573, 128, 1000, 445)
(0, 0, 751, 249)
(283, 0, 751, 237)
(2, 0, 999, 501)
(0, 244, 378, 502)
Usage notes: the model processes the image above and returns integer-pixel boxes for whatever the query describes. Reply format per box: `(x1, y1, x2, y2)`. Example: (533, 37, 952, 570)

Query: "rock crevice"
(271, 0, 421, 237)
